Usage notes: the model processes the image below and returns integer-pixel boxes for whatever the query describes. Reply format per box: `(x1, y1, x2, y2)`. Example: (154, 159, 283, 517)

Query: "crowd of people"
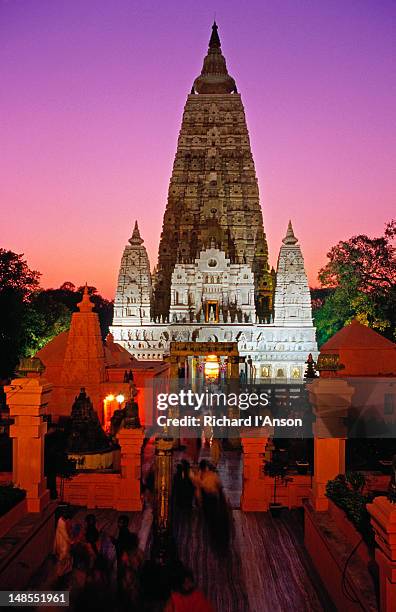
(52, 439, 229, 610)
(53, 511, 144, 608)
(53, 508, 214, 611)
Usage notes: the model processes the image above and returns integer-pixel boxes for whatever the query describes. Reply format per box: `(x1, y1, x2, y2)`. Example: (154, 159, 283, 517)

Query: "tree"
(26, 292, 71, 355)
(0, 249, 40, 297)
(0, 250, 41, 379)
(314, 221, 396, 345)
(310, 287, 333, 311)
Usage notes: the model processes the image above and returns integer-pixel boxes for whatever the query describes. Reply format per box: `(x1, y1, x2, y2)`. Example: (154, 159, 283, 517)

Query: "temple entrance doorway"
(168, 340, 241, 383)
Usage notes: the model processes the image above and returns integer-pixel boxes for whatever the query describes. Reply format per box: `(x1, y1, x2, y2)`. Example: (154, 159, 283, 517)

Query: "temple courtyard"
(22, 448, 335, 612)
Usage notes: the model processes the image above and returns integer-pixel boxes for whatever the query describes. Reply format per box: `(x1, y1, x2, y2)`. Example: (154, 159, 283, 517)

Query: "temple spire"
(77, 283, 94, 313)
(282, 220, 298, 245)
(129, 220, 144, 245)
(192, 22, 237, 94)
(275, 222, 313, 326)
(209, 21, 221, 48)
(114, 220, 152, 325)
(62, 283, 106, 385)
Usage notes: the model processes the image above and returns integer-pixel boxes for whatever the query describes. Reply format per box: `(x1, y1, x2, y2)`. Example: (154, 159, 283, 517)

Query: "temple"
(2, 21, 396, 612)
(110, 23, 318, 378)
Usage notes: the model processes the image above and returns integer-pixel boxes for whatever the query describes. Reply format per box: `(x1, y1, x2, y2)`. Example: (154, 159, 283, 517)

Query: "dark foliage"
(0, 250, 40, 378)
(325, 473, 374, 545)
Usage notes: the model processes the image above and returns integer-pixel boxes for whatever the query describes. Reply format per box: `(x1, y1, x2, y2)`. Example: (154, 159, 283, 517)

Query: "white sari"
(53, 516, 72, 576)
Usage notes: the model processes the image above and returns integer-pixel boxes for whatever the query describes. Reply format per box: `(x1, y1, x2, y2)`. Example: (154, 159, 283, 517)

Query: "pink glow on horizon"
(1, 1, 395, 298)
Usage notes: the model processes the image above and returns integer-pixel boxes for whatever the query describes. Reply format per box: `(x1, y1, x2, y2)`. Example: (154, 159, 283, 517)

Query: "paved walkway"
(172, 445, 332, 611)
(173, 506, 333, 612)
(24, 443, 333, 611)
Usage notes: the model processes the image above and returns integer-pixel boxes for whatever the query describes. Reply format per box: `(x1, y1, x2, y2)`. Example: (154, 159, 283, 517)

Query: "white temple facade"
(110, 221, 318, 380)
(169, 246, 256, 325)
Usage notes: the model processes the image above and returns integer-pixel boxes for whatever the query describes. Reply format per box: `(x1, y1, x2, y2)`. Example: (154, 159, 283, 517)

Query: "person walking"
(53, 509, 73, 583)
(196, 460, 232, 553)
(84, 514, 100, 566)
(118, 533, 144, 609)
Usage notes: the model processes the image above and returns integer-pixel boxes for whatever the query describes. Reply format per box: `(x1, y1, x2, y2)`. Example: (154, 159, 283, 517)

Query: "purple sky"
(1, 0, 395, 297)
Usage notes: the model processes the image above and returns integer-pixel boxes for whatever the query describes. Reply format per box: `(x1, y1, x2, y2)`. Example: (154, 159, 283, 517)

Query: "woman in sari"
(53, 510, 73, 580)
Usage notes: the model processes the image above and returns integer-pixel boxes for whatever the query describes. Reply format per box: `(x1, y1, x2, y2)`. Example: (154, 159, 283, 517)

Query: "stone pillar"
(308, 379, 353, 511)
(116, 427, 144, 511)
(229, 355, 240, 379)
(241, 432, 269, 511)
(5, 378, 51, 513)
(367, 497, 396, 612)
(152, 438, 174, 564)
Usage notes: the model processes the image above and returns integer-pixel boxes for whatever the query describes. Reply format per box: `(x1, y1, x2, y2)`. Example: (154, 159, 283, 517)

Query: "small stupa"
(67, 388, 113, 456)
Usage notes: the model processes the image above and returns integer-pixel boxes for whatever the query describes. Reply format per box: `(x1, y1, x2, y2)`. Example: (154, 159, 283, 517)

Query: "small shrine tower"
(113, 221, 152, 326)
(274, 221, 314, 327)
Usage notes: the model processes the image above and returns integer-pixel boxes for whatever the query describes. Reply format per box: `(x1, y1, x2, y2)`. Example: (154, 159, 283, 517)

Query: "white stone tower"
(274, 221, 314, 326)
(113, 222, 152, 326)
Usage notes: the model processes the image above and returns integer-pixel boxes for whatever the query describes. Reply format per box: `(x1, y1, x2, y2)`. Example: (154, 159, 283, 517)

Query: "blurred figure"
(173, 461, 195, 512)
(210, 438, 222, 467)
(165, 566, 215, 612)
(118, 532, 144, 609)
(197, 460, 221, 519)
(71, 521, 84, 543)
(143, 468, 155, 505)
(184, 437, 201, 465)
(84, 514, 99, 563)
(99, 530, 117, 583)
(70, 539, 90, 591)
(89, 553, 112, 590)
(112, 514, 136, 597)
(196, 460, 232, 553)
(113, 514, 133, 559)
(53, 509, 72, 582)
